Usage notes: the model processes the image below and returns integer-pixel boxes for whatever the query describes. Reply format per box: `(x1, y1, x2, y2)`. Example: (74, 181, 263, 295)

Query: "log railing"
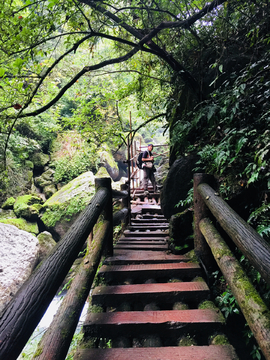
(0, 177, 129, 360)
(193, 173, 270, 359)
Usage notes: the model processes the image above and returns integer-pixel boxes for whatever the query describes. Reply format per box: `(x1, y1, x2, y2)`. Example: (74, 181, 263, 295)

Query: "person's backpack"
(136, 150, 150, 169)
(136, 152, 144, 169)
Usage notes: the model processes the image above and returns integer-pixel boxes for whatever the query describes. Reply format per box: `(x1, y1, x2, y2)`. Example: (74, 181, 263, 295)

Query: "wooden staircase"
(74, 191, 238, 360)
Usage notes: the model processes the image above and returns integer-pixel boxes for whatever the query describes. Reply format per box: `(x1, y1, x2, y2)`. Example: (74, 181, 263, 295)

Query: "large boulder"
(160, 155, 199, 219)
(40, 171, 96, 240)
(0, 223, 39, 313)
(30, 152, 50, 171)
(13, 194, 43, 221)
(37, 231, 57, 262)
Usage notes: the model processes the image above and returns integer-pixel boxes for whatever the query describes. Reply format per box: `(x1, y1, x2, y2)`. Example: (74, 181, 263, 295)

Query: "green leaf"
(0, 68, 5, 77)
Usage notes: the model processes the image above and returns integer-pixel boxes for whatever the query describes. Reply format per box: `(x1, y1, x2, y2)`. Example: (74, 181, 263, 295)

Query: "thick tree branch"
(18, 46, 143, 119)
(78, 0, 227, 99)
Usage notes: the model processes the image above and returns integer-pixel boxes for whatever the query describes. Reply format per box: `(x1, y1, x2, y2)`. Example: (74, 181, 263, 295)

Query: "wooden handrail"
(197, 182, 270, 285)
(199, 218, 270, 359)
(193, 173, 270, 360)
(0, 177, 129, 360)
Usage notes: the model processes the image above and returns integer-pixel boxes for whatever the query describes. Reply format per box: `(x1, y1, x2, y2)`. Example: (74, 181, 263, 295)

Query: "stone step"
(104, 251, 189, 265)
(75, 346, 238, 360)
(98, 263, 202, 283)
(114, 244, 169, 251)
(91, 282, 210, 308)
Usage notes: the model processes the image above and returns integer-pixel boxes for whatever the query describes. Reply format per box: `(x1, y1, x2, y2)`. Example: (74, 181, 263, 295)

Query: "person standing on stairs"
(142, 144, 157, 196)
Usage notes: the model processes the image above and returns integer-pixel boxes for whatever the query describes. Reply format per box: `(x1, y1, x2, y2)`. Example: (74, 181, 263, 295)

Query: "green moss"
(178, 335, 197, 346)
(185, 249, 199, 263)
(13, 194, 43, 219)
(199, 300, 219, 310)
(210, 334, 230, 345)
(33, 346, 43, 357)
(2, 196, 16, 209)
(192, 276, 205, 282)
(0, 218, 39, 234)
(42, 196, 90, 227)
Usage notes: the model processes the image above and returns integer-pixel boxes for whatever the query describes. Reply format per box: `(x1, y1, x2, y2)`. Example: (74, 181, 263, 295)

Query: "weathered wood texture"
(96, 178, 113, 256)
(0, 187, 110, 360)
(74, 346, 238, 360)
(193, 173, 216, 269)
(113, 208, 129, 226)
(197, 183, 270, 285)
(32, 220, 111, 360)
(199, 218, 270, 360)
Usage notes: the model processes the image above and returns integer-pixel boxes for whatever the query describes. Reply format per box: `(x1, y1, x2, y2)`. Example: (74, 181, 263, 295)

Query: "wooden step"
(75, 346, 239, 360)
(118, 236, 168, 242)
(117, 239, 166, 245)
(114, 244, 169, 251)
(98, 263, 202, 282)
(124, 230, 169, 237)
(131, 219, 168, 224)
(83, 309, 225, 339)
(133, 214, 166, 220)
(105, 251, 189, 264)
(91, 282, 210, 307)
(127, 225, 169, 231)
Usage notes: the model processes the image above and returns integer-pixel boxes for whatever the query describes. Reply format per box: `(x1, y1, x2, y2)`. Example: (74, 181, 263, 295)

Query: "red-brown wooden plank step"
(114, 244, 168, 251)
(83, 309, 224, 338)
(127, 225, 169, 230)
(118, 236, 168, 242)
(91, 282, 210, 306)
(131, 219, 168, 224)
(117, 240, 166, 245)
(98, 263, 202, 282)
(104, 251, 189, 264)
(124, 230, 169, 237)
(75, 346, 238, 360)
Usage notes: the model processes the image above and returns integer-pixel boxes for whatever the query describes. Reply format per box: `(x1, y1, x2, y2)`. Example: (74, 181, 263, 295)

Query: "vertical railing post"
(95, 177, 113, 256)
(121, 183, 130, 225)
(193, 173, 216, 270)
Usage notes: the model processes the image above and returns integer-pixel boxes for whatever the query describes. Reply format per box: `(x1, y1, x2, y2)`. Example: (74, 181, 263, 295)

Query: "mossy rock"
(25, 160, 34, 169)
(0, 209, 16, 220)
(44, 184, 57, 199)
(0, 218, 39, 234)
(35, 168, 55, 189)
(2, 197, 16, 210)
(31, 152, 50, 169)
(13, 194, 43, 221)
(41, 171, 95, 239)
(37, 231, 57, 261)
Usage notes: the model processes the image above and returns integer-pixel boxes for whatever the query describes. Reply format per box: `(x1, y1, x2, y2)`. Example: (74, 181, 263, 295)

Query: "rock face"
(41, 171, 96, 240)
(160, 155, 198, 219)
(0, 223, 39, 313)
